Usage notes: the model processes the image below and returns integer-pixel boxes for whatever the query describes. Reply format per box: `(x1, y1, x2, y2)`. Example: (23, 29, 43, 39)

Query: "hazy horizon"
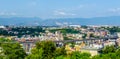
(0, 0, 120, 19)
(0, 0, 120, 26)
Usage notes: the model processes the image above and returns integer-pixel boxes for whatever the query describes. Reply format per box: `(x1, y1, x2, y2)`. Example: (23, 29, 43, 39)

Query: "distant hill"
(0, 17, 43, 26)
(0, 16, 120, 26)
(43, 16, 120, 26)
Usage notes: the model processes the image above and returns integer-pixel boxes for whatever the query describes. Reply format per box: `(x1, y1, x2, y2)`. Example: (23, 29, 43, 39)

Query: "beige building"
(80, 48, 99, 56)
(117, 38, 120, 46)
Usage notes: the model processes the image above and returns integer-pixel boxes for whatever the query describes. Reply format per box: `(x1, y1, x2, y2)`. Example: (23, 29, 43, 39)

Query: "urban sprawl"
(0, 25, 120, 59)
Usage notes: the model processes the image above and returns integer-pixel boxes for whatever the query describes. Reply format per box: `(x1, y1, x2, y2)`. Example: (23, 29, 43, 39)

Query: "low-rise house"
(80, 48, 100, 56)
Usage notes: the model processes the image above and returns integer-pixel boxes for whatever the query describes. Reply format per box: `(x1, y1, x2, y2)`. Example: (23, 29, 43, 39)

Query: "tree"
(92, 46, 120, 59)
(82, 34, 87, 38)
(64, 37, 73, 40)
(55, 47, 66, 57)
(55, 55, 65, 59)
(0, 38, 11, 42)
(115, 47, 120, 57)
(26, 41, 56, 59)
(90, 33, 94, 37)
(25, 48, 43, 59)
(101, 45, 116, 54)
(92, 55, 101, 59)
(0, 43, 27, 59)
(38, 41, 56, 59)
(70, 51, 91, 59)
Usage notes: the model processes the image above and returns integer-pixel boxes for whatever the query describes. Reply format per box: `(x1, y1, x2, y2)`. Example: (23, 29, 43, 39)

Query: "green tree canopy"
(0, 43, 27, 59)
(70, 51, 91, 59)
(100, 45, 116, 54)
(26, 41, 56, 59)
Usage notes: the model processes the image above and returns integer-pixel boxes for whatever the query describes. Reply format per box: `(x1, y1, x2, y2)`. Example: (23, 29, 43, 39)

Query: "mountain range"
(0, 16, 120, 26)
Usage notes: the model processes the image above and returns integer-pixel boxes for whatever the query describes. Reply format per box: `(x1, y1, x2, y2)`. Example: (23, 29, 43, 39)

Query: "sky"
(0, 0, 120, 19)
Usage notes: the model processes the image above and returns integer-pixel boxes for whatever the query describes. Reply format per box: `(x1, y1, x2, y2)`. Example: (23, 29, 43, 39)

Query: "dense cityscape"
(1, 0, 120, 59)
(0, 25, 120, 59)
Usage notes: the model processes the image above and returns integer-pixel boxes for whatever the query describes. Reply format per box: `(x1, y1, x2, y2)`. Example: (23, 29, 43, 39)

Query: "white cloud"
(54, 10, 76, 16)
(0, 12, 17, 16)
(55, 22, 62, 25)
(55, 22, 69, 26)
(54, 11, 66, 15)
(108, 8, 120, 13)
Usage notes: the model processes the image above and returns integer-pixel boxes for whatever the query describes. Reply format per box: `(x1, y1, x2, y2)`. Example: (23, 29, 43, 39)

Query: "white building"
(117, 33, 120, 38)
(0, 26, 5, 29)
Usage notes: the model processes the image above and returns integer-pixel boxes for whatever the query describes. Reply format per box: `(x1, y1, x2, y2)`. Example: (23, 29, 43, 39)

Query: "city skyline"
(1, 1, 120, 59)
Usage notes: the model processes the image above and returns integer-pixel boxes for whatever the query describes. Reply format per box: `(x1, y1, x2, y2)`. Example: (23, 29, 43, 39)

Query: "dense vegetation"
(0, 38, 26, 59)
(25, 41, 120, 59)
(0, 43, 27, 59)
(103, 26, 120, 33)
(49, 28, 80, 35)
(25, 41, 91, 59)
(0, 26, 45, 37)
(92, 45, 120, 59)
(0, 38, 12, 42)
(63, 36, 73, 40)
(0, 38, 120, 59)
